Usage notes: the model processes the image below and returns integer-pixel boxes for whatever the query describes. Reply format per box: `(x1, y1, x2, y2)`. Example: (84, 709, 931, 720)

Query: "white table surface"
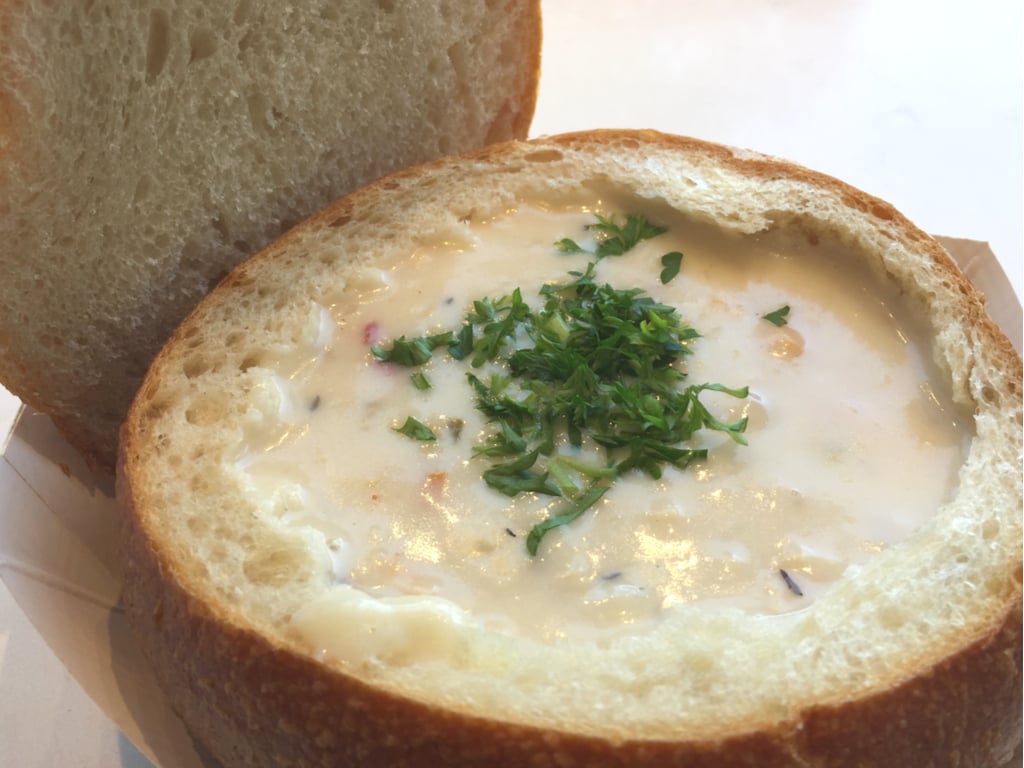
(1, 1, 1021, 765)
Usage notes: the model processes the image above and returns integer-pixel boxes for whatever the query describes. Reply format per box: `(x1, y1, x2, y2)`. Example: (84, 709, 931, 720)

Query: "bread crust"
(119, 130, 1023, 767)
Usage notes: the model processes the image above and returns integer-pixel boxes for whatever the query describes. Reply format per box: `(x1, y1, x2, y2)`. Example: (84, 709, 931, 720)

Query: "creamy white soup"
(233, 202, 969, 654)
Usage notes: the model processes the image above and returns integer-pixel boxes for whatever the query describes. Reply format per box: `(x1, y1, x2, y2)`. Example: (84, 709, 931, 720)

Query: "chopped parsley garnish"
(660, 251, 683, 284)
(374, 213, 749, 555)
(394, 416, 436, 442)
(555, 237, 587, 255)
(526, 484, 609, 556)
(762, 304, 791, 327)
(371, 331, 453, 366)
(555, 213, 669, 261)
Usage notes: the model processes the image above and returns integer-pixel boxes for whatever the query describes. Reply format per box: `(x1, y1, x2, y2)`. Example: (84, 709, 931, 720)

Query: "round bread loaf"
(0, 0, 541, 471)
(118, 130, 1023, 767)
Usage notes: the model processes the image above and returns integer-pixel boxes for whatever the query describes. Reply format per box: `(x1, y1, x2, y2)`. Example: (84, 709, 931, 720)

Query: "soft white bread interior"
(0, 0, 540, 471)
(118, 130, 1022, 767)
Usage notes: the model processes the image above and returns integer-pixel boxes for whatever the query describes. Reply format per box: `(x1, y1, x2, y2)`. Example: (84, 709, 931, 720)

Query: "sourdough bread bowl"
(0, 0, 541, 472)
(118, 129, 1023, 767)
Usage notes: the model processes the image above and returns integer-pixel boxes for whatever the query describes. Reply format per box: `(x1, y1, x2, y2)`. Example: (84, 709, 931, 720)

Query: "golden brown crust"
(119, 129, 1023, 766)
(797, 597, 1022, 767)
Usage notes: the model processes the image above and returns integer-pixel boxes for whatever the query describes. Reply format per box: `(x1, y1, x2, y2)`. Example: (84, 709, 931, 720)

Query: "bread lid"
(0, 0, 541, 471)
(119, 130, 1023, 766)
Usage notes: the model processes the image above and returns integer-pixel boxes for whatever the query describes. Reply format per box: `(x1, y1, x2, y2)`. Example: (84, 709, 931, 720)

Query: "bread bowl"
(0, 0, 541, 471)
(118, 129, 1022, 767)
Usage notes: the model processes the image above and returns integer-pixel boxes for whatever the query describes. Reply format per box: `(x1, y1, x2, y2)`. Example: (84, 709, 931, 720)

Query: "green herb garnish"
(410, 372, 431, 391)
(374, 213, 749, 554)
(394, 416, 436, 441)
(372, 331, 453, 365)
(526, 484, 610, 556)
(762, 304, 791, 327)
(555, 213, 668, 260)
(590, 213, 667, 258)
(481, 449, 561, 498)
(448, 324, 474, 360)
(555, 238, 587, 254)
(660, 251, 683, 284)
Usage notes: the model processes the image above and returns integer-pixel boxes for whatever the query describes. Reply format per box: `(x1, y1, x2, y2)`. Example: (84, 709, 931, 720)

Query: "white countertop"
(1, 1, 1021, 765)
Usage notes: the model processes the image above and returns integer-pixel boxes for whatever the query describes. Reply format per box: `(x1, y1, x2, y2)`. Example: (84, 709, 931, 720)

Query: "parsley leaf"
(590, 213, 667, 258)
(394, 416, 436, 441)
(526, 484, 609, 556)
(448, 324, 474, 360)
(554, 238, 586, 254)
(482, 450, 561, 498)
(762, 305, 791, 327)
(372, 331, 453, 366)
(660, 251, 683, 283)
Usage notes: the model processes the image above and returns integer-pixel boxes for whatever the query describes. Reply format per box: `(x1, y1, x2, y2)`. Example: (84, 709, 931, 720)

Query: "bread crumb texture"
(120, 131, 1022, 766)
(0, 0, 540, 469)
